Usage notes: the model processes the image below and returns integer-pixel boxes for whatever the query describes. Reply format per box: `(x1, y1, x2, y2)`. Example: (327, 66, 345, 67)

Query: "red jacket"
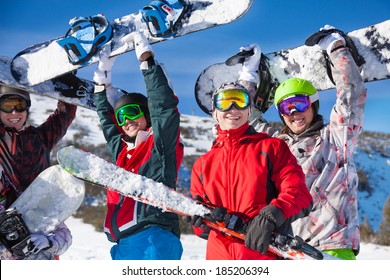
(190, 123, 312, 260)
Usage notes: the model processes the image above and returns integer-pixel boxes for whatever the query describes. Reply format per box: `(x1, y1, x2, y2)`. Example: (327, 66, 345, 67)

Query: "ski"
(57, 145, 339, 260)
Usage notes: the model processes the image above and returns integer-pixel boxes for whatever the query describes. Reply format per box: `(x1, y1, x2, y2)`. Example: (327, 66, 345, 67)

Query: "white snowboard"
(10, 165, 85, 234)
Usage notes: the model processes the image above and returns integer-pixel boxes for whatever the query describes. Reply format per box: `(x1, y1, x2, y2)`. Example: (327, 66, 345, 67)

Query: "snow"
(61, 216, 390, 260)
(61, 216, 208, 260)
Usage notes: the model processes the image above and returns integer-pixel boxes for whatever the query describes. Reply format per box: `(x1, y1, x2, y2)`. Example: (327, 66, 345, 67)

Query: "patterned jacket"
(0, 101, 76, 259)
(248, 47, 366, 252)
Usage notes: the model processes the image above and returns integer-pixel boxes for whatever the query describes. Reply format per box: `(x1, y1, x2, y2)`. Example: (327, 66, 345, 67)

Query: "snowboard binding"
(254, 54, 279, 113)
(140, 0, 187, 38)
(53, 72, 89, 98)
(225, 50, 279, 113)
(57, 14, 113, 65)
(305, 28, 365, 85)
(0, 208, 31, 259)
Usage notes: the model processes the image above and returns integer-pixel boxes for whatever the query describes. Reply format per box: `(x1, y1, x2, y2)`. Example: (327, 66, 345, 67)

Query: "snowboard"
(195, 19, 390, 114)
(56, 145, 339, 260)
(10, 0, 254, 86)
(1, 55, 125, 110)
(0, 165, 85, 258)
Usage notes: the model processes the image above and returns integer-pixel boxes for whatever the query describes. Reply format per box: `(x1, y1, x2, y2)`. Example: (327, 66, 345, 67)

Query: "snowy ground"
(3, 217, 390, 280)
(61, 217, 390, 260)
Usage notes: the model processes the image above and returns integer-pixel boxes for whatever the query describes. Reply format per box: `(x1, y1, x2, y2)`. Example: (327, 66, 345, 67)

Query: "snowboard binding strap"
(140, 0, 187, 38)
(57, 14, 113, 65)
(305, 28, 365, 85)
(53, 72, 89, 98)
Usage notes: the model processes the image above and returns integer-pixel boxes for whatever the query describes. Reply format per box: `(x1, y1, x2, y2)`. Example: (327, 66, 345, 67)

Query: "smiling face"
(281, 106, 314, 134)
(0, 109, 28, 131)
(213, 106, 249, 130)
(121, 115, 148, 138)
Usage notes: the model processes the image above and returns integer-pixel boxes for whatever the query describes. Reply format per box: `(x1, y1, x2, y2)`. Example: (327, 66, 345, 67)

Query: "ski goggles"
(213, 89, 250, 112)
(0, 98, 29, 113)
(115, 104, 144, 126)
(277, 95, 312, 116)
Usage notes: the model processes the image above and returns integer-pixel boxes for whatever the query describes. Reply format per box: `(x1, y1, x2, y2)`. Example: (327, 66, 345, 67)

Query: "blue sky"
(2, 0, 390, 133)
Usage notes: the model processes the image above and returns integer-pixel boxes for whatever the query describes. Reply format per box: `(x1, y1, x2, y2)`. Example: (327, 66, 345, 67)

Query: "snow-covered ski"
(57, 145, 339, 260)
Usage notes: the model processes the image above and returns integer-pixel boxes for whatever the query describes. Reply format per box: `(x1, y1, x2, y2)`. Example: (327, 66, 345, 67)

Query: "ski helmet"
(0, 84, 31, 108)
(274, 78, 319, 114)
(114, 92, 151, 127)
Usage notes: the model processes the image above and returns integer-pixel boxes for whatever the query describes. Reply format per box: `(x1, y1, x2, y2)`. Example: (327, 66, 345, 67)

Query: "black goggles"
(0, 98, 29, 113)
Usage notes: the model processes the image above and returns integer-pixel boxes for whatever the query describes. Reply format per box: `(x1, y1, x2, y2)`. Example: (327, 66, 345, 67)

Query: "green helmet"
(274, 77, 319, 107)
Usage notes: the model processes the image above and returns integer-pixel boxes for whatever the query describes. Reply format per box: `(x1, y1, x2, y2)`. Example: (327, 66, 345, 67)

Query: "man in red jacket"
(186, 82, 312, 260)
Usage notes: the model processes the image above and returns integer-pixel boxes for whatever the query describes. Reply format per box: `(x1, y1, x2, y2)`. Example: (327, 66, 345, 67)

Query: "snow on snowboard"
(0, 165, 85, 258)
(10, 0, 254, 86)
(195, 19, 390, 114)
(57, 145, 339, 260)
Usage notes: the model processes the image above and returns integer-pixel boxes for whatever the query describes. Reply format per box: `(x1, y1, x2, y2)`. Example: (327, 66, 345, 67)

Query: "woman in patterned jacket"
(238, 27, 366, 260)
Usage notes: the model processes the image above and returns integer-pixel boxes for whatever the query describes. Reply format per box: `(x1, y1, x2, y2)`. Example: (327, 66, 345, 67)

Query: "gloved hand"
(28, 233, 52, 254)
(183, 207, 230, 228)
(238, 43, 261, 83)
(244, 205, 285, 254)
(123, 31, 154, 61)
(318, 25, 346, 55)
(209, 206, 245, 232)
(182, 195, 207, 228)
(182, 215, 205, 228)
(93, 45, 116, 85)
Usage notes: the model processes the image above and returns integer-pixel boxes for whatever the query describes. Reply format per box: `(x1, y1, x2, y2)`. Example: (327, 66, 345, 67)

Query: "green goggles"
(115, 104, 144, 126)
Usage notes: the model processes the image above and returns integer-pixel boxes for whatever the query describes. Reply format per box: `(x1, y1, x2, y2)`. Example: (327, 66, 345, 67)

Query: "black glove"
(182, 195, 207, 228)
(210, 207, 245, 232)
(244, 205, 285, 254)
(182, 215, 205, 228)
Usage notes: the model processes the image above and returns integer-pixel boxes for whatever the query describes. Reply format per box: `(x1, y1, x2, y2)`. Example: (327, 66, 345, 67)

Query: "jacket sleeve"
(37, 101, 77, 149)
(329, 48, 367, 153)
(189, 157, 209, 238)
(46, 222, 72, 256)
(94, 88, 123, 161)
(268, 139, 313, 223)
(141, 64, 182, 188)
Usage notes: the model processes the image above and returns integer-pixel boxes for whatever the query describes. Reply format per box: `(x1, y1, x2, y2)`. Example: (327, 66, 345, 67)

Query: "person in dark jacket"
(0, 85, 77, 259)
(93, 31, 184, 260)
(185, 82, 312, 260)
